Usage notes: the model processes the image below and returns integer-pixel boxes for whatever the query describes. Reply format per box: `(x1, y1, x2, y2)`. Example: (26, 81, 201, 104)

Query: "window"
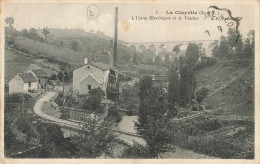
(88, 85, 91, 90)
(28, 82, 31, 87)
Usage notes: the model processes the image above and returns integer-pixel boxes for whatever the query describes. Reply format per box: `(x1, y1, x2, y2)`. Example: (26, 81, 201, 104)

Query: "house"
(73, 60, 111, 95)
(28, 69, 49, 89)
(9, 72, 38, 94)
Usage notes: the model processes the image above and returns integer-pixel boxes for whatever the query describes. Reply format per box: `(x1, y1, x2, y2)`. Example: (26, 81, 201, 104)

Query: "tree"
(195, 87, 209, 104)
(179, 64, 196, 107)
(22, 29, 29, 37)
(154, 55, 162, 66)
(168, 65, 180, 107)
(42, 27, 50, 42)
(28, 28, 41, 41)
(136, 77, 175, 157)
(138, 76, 153, 102)
(144, 55, 153, 65)
(173, 44, 182, 56)
(227, 28, 243, 55)
(38, 123, 68, 158)
(185, 43, 199, 67)
(212, 44, 220, 58)
(164, 54, 171, 67)
(81, 88, 105, 114)
(5, 17, 14, 27)
(133, 52, 137, 64)
(247, 30, 255, 49)
(198, 43, 206, 61)
(148, 45, 156, 55)
(70, 40, 80, 51)
(243, 38, 254, 58)
(89, 88, 105, 98)
(219, 35, 229, 59)
(5, 17, 15, 44)
(72, 119, 115, 158)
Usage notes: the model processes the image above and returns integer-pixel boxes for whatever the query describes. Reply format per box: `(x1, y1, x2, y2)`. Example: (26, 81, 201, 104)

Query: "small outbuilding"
(9, 72, 39, 94)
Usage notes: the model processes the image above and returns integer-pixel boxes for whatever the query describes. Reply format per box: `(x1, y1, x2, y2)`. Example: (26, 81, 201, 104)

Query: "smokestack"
(84, 58, 88, 65)
(109, 40, 114, 67)
(113, 7, 118, 68)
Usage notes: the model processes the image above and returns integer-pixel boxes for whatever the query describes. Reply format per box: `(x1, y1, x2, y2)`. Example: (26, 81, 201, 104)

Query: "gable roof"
(18, 73, 38, 83)
(79, 73, 104, 84)
(31, 69, 48, 77)
(90, 62, 111, 71)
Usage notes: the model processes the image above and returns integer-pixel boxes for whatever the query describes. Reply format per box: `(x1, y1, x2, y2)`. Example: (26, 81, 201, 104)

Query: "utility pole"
(62, 71, 65, 106)
(21, 95, 25, 118)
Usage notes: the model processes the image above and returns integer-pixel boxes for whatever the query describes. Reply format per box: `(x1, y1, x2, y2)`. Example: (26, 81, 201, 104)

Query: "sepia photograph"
(1, 0, 259, 163)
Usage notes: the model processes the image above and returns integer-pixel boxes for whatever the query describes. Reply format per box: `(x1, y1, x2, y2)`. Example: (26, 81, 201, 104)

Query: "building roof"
(32, 69, 48, 77)
(23, 64, 41, 73)
(79, 73, 104, 84)
(18, 73, 38, 83)
(90, 62, 111, 71)
(90, 73, 104, 84)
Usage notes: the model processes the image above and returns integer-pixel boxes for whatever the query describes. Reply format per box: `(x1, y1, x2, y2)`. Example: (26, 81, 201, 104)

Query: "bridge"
(124, 40, 219, 56)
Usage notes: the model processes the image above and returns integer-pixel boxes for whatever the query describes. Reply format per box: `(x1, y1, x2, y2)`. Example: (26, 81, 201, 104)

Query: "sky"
(4, 2, 256, 43)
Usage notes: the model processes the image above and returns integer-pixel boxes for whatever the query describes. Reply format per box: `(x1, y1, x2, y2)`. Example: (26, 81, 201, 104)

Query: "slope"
(196, 59, 254, 116)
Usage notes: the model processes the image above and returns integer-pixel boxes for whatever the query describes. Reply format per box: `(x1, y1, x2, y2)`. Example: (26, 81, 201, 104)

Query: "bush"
(54, 93, 63, 106)
(108, 107, 122, 123)
(6, 93, 32, 103)
(49, 74, 57, 80)
(28, 89, 37, 93)
(196, 87, 209, 103)
(126, 110, 134, 116)
(195, 57, 217, 71)
(70, 40, 80, 51)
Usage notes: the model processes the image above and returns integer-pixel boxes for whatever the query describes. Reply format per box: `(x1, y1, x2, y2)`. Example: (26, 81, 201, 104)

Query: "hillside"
(196, 59, 254, 116)
(15, 36, 86, 67)
(13, 34, 167, 79)
(5, 48, 34, 83)
(36, 28, 126, 48)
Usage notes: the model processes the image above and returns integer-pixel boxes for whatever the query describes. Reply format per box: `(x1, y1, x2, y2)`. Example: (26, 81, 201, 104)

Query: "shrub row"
(5, 93, 32, 103)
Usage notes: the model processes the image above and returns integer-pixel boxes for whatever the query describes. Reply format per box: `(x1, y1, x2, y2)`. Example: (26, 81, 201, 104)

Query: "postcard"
(1, 0, 259, 164)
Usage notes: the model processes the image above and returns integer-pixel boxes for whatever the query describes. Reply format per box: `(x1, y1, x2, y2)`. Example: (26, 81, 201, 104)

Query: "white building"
(9, 72, 39, 94)
(73, 60, 111, 95)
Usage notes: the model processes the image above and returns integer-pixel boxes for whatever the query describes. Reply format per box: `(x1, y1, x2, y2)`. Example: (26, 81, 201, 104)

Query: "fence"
(214, 115, 254, 122)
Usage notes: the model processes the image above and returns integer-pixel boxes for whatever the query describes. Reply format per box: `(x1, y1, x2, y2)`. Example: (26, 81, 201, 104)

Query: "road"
(33, 92, 79, 128)
(33, 92, 216, 158)
(33, 91, 145, 146)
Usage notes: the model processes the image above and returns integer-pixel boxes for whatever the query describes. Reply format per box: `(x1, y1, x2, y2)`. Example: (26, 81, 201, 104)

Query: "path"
(117, 116, 146, 146)
(33, 91, 145, 146)
(33, 92, 79, 128)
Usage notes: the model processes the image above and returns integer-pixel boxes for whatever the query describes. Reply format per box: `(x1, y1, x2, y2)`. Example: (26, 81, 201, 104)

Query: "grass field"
(196, 59, 254, 116)
(5, 48, 34, 84)
(15, 36, 86, 67)
(205, 66, 254, 116)
(196, 59, 251, 95)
